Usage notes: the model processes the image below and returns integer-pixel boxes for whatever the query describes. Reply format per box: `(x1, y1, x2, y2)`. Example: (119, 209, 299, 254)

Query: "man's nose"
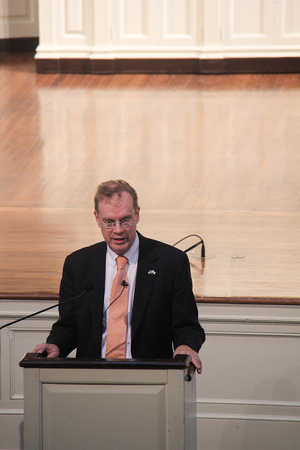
(113, 222, 124, 232)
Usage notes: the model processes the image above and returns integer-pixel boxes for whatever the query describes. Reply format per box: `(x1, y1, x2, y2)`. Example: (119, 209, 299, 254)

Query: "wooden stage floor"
(1, 54, 300, 303)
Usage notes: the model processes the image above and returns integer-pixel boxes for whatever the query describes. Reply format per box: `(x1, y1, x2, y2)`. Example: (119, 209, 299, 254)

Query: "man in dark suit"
(33, 180, 205, 373)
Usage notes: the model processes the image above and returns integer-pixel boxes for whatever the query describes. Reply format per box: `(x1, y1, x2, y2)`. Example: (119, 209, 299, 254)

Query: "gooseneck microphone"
(0, 280, 94, 331)
(173, 234, 205, 258)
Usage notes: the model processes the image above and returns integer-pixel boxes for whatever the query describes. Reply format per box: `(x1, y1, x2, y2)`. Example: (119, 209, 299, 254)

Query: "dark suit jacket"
(47, 232, 205, 358)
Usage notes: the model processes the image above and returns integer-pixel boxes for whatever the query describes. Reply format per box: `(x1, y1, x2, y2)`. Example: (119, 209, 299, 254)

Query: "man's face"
(94, 191, 140, 255)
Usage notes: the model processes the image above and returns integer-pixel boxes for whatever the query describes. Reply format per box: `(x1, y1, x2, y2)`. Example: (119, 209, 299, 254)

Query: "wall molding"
(0, 408, 23, 415)
(197, 398, 300, 422)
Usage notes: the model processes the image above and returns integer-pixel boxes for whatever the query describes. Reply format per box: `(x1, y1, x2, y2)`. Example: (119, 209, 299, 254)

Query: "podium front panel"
(42, 381, 167, 449)
(20, 355, 196, 450)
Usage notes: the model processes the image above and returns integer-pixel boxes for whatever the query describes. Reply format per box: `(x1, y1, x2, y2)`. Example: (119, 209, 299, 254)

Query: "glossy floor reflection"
(1, 54, 300, 300)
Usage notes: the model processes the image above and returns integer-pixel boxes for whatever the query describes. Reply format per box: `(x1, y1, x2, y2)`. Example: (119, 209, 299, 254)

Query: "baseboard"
(35, 57, 300, 74)
(200, 57, 300, 74)
(0, 37, 39, 53)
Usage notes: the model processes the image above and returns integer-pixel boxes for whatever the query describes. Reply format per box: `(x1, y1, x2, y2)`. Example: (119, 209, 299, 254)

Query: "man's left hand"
(173, 344, 202, 374)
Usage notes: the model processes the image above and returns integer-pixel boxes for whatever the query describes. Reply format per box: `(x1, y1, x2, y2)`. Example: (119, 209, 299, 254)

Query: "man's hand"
(32, 343, 60, 358)
(173, 344, 202, 374)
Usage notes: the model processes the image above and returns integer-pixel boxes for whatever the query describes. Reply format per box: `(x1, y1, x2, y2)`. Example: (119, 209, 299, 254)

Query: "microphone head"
(121, 280, 128, 287)
(82, 279, 94, 292)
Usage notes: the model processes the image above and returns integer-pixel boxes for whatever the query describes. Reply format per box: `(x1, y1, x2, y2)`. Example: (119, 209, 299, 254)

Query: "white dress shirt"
(101, 234, 139, 358)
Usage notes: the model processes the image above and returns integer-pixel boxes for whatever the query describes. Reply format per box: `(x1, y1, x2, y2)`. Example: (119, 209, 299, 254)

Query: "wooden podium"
(20, 353, 197, 450)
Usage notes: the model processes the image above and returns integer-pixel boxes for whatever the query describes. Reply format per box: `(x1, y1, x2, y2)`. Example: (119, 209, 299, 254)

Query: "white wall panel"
(65, 0, 84, 34)
(0, 0, 38, 38)
(158, 0, 199, 46)
(110, 0, 200, 52)
(56, 0, 93, 48)
(111, 0, 156, 46)
(0, 302, 56, 403)
(201, 0, 218, 47)
(284, 0, 300, 34)
(232, 0, 265, 35)
(122, 0, 148, 35)
(165, 0, 192, 35)
(199, 331, 300, 400)
(10, 328, 51, 399)
(2, 0, 27, 16)
(274, 0, 300, 45)
(221, 0, 274, 46)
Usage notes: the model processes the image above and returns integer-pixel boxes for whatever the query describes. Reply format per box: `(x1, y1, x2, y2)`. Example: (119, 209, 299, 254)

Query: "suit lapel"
(131, 234, 159, 340)
(86, 242, 107, 357)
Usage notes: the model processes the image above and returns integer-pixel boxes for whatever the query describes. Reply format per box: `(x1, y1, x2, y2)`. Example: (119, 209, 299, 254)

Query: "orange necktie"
(105, 256, 129, 358)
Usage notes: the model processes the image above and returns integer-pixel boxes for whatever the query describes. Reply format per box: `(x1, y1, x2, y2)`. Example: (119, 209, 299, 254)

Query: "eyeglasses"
(99, 218, 136, 229)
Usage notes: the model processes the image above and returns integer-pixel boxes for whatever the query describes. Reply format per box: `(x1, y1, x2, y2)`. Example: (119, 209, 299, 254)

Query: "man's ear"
(94, 211, 101, 227)
(135, 206, 140, 224)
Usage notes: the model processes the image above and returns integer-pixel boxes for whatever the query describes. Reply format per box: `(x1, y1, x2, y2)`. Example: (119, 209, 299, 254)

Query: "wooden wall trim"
(0, 293, 58, 301)
(35, 57, 300, 74)
(1, 292, 299, 306)
(196, 296, 300, 305)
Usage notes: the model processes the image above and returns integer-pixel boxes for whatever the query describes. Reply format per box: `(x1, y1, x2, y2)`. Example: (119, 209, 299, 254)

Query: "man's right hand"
(32, 343, 60, 358)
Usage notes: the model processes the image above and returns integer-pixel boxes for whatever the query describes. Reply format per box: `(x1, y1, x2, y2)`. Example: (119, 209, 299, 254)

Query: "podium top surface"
(19, 353, 192, 371)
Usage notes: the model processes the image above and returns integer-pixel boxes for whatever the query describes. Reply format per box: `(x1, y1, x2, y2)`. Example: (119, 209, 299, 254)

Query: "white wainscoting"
(35, 0, 300, 60)
(1, 1, 300, 57)
(217, 0, 300, 57)
(0, 299, 56, 450)
(197, 303, 300, 450)
(0, 0, 38, 39)
(0, 300, 299, 449)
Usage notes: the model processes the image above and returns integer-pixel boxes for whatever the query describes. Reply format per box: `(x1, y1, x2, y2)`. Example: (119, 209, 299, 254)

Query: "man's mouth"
(113, 237, 126, 244)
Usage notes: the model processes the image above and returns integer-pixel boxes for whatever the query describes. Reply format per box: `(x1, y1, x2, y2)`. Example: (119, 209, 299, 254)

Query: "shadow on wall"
(19, 420, 24, 450)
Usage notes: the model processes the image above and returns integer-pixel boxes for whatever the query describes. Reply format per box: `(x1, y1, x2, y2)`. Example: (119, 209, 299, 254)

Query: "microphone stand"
(0, 287, 91, 332)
